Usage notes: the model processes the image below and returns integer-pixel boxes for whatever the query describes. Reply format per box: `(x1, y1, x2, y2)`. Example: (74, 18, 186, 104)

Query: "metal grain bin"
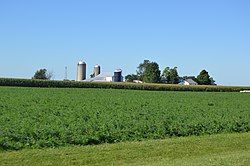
(113, 69, 123, 82)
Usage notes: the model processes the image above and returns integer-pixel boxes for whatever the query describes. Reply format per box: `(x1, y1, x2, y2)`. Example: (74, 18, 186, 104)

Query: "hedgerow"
(0, 78, 249, 92)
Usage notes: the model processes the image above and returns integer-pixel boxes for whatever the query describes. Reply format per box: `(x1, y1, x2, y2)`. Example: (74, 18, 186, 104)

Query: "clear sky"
(0, 0, 249, 85)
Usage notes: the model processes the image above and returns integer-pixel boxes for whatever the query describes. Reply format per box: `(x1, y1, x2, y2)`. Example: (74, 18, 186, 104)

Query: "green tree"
(125, 74, 138, 82)
(136, 60, 161, 83)
(210, 77, 216, 85)
(32, 69, 53, 80)
(162, 67, 180, 84)
(136, 60, 150, 81)
(161, 67, 170, 83)
(196, 70, 212, 85)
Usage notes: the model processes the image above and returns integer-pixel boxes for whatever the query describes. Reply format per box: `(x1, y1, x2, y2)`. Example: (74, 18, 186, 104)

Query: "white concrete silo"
(94, 64, 101, 77)
(76, 61, 86, 81)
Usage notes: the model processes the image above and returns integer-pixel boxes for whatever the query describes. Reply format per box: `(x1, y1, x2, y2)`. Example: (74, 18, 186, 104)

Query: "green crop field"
(0, 86, 249, 151)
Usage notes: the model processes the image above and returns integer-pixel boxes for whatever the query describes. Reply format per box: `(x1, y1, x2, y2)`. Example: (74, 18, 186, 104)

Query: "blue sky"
(0, 0, 249, 85)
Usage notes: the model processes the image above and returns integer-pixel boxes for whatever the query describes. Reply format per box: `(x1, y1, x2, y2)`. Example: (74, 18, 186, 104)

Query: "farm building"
(179, 78, 198, 85)
(84, 72, 124, 82)
(133, 80, 143, 83)
(84, 72, 113, 82)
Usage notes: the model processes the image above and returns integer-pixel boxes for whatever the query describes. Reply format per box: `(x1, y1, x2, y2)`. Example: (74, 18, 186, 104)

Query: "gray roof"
(185, 78, 198, 84)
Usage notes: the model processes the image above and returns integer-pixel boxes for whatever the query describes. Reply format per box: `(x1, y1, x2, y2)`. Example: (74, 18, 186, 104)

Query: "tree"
(196, 70, 212, 85)
(162, 67, 180, 84)
(136, 60, 161, 83)
(32, 69, 53, 80)
(161, 67, 170, 83)
(125, 74, 138, 82)
(136, 60, 150, 81)
(210, 77, 216, 85)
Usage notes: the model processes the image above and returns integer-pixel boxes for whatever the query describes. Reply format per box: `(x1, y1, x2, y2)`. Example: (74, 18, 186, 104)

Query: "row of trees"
(125, 60, 215, 85)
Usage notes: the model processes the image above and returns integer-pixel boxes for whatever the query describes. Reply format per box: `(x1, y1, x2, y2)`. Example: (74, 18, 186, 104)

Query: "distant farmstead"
(76, 60, 123, 82)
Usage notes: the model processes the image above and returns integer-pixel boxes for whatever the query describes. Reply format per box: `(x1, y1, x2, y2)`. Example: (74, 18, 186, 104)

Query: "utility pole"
(64, 66, 68, 80)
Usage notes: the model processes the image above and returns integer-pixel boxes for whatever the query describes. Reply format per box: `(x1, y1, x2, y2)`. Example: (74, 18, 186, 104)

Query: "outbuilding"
(179, 78, 198, 85)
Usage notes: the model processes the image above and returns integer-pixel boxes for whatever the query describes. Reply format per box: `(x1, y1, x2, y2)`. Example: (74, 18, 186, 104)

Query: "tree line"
(32, 60, 215, 85)
(125, 60, 215, 85)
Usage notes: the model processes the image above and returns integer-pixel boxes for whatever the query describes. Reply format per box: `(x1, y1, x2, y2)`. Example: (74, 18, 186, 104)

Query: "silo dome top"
(114, 69, 122, 72)
(94, 64, 100, 67)
(78, 61, 86, 65)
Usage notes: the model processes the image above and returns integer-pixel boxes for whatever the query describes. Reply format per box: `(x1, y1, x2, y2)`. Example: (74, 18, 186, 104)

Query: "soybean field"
(0, 86, 249, 150)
